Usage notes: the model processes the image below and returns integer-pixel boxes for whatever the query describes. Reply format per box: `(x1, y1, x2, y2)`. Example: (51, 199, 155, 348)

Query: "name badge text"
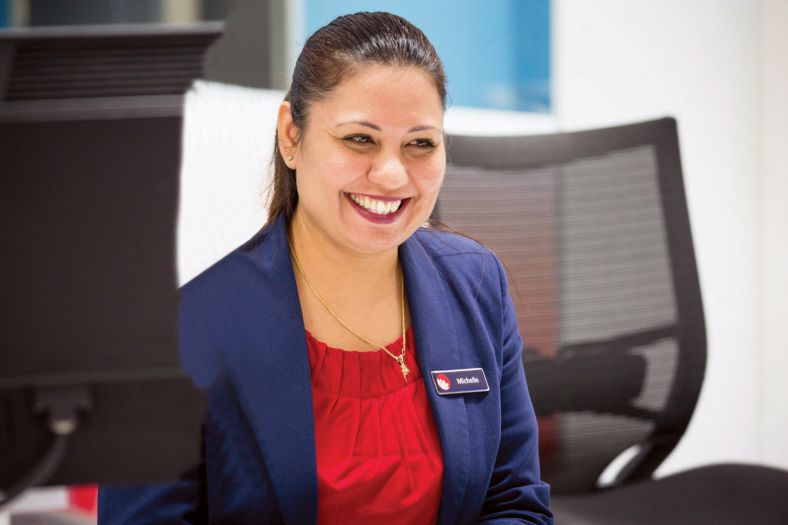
(430, 368, 490, 395)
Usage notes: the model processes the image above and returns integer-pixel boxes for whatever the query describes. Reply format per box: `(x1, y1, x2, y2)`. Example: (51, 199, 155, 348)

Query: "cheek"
(413, 157, 446, 197)
(298, 154, 362, 198)
(321, 152, 368, 188)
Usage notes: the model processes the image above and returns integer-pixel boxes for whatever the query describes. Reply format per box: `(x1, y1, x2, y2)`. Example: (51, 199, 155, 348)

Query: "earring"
(287, 153, 294, 162)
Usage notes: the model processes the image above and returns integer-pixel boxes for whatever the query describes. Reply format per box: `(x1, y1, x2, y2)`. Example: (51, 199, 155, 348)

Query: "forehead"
(309, 64, 444, 130)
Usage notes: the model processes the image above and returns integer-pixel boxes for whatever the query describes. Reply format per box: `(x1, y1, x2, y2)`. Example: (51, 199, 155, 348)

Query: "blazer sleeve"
(477, 254, 553, 524)
(98, 279, 213, 524)
(97, 432, 208, 524)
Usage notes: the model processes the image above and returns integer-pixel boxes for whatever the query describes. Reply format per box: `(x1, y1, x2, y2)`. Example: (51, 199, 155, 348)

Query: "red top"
(306, 327, 444, 525)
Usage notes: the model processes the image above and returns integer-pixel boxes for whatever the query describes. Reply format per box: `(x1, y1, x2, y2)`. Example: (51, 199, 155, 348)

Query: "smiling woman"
(280, 64, 445, 259)
(98, 11, 552, 525)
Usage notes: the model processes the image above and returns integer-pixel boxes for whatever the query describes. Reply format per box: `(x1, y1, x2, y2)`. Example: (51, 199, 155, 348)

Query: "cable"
(0, 434, 71, 508)
(0, 385, 92, 509)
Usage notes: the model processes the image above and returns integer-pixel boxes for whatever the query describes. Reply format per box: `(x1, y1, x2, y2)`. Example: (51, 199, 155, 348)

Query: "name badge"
(430, 368, 490, 395)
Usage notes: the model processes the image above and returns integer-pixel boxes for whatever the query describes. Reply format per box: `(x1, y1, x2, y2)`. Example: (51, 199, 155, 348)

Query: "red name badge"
(430, 368, 490, 395)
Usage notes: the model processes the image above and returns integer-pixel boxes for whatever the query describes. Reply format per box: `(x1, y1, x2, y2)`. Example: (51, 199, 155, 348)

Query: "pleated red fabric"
(306, 327, 444, 525)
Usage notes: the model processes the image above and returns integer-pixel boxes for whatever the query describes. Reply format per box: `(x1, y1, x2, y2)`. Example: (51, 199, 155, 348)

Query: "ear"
(277, 101, 301, 170)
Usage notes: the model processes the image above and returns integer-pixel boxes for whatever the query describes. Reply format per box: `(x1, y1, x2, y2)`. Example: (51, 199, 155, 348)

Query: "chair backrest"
(437, 118, 706, 494)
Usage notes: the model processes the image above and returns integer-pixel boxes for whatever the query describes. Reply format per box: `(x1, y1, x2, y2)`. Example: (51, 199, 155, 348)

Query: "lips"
(345, 192, 410, 224)
(348, 193, 403, 214)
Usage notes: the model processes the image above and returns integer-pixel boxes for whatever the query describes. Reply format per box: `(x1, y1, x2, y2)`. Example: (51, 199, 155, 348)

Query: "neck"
(288, 208, 399, 292)
(286, 207, 409, 352)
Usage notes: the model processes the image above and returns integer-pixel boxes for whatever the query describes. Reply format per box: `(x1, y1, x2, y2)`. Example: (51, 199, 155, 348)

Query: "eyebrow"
(336, 120, 442, 133)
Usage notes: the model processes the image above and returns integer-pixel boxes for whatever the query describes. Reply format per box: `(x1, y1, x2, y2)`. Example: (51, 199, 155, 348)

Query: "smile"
(348, 193, 403, 215)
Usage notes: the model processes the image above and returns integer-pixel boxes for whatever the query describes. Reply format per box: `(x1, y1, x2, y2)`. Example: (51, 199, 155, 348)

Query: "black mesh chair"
(437, 118, 788, 524)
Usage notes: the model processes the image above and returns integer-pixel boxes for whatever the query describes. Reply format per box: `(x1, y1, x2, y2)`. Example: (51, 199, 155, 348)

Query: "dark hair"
(266, 11, 447, 225)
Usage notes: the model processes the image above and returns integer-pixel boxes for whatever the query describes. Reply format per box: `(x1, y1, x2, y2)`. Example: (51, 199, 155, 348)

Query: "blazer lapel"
(401, 235, 470, 525)
(218, 220, 471, 525)
(223, 216, 317, 525)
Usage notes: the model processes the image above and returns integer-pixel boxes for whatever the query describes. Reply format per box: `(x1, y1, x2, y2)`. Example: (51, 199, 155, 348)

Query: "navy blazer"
(99, 215, 552, 524)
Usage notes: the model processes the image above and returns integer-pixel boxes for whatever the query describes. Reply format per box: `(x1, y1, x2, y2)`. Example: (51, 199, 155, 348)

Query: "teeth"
(349, 193, 402, 215)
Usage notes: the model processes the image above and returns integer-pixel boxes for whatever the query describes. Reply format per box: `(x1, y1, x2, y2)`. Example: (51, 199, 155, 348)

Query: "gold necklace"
(288, 239, 409, 382)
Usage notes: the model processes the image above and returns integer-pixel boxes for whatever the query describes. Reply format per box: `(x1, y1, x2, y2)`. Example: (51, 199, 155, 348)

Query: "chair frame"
(441, 118, 706, 487)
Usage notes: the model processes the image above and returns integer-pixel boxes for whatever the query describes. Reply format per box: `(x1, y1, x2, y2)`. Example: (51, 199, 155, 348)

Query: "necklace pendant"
(397, 355, 410, 382)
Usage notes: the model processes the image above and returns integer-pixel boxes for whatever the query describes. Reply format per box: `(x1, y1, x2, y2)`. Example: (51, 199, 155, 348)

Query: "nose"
(368, 150, 409, 190)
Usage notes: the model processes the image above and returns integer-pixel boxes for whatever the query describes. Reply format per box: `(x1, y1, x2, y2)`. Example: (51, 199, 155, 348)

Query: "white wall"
(553, 0, 786, 475)
(757, 0, 788, 469)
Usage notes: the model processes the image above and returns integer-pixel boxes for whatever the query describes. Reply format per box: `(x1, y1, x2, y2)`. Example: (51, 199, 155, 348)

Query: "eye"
(344, 134, 373, 145)
(408, 138, 438, 149)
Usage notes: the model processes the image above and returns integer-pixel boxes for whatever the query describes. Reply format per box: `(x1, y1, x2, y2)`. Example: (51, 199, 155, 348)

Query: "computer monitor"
(0, 106, 204, 501)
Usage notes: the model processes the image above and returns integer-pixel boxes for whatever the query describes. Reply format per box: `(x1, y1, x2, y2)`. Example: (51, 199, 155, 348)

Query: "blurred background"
(1, 0, 786, 522)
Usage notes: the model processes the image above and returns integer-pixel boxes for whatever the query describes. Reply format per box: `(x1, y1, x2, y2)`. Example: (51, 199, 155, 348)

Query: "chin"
(347, 234, 404, 255)
(347, 224, 413, 253)
(340, 214, 423, 252)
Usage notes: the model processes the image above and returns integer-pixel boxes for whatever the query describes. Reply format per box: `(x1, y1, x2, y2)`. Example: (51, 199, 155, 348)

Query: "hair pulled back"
(267, 11, 447, 225)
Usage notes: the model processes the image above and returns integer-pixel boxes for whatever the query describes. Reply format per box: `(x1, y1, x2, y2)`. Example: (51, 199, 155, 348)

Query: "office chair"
(437, 118, 788, 524)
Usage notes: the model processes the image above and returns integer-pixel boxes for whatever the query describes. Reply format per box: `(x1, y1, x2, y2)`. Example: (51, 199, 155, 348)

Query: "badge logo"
(436, 373, 451, 391)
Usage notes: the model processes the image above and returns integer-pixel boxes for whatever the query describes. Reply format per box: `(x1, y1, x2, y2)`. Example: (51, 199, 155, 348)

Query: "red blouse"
(306, 327, 444, 525)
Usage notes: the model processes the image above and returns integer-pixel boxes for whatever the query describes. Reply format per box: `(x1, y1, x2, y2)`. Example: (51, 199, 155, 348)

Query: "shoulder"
(411, 226, 503, 275)
(408, 227, 507, 302)
(180, 223, 275, 306)
(411, 226, 488, 257)
(178, 223, 278, 386)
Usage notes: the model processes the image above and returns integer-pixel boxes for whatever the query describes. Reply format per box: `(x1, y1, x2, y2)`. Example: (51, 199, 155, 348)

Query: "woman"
(99, 12, 552, 524)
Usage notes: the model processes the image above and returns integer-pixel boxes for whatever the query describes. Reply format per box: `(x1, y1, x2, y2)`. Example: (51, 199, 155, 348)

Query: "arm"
(98, 438, 207, 524)
(98, 278, 215, 524)
(477, 255, 553, 524)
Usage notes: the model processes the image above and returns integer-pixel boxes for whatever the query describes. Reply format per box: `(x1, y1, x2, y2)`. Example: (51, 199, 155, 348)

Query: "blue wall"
(0, 0, 10, 27)
(303, 0, 551, 113)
